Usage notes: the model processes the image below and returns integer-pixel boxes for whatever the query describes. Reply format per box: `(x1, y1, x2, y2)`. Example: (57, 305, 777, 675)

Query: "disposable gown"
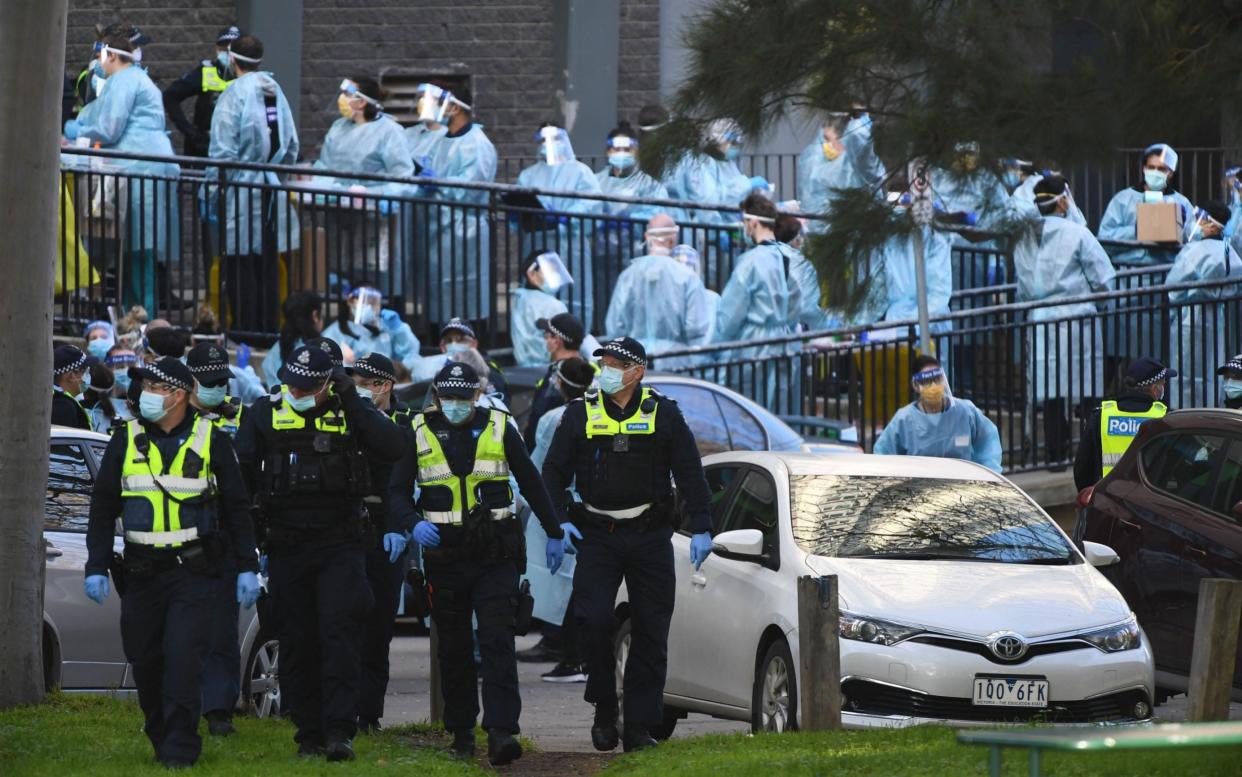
(228, 365, 267, 404)
(516, 159, 603, 328)
(1166, 238, 1242, 407)
(785, 245, 833, 331)
(874, 398, 1003, 473)
(1098, 187, 1193, 266)
(877, 225, 953, 333)
(715, 241, 802, 414)
(321, 313, 423, 374)
(524, 404, 575, 625)
(74, 64, 181, 310)
(796, 116, 887, 231)
(605, 253, 713, 369)
(663, 152, 752, 285)
(261, 337, 305, 390)
(402, 123, 447, 302)
(1013, 175, 1086, 226)
(208, 71, 299, 256)
(510, 287, 567, 368)
(593, 167, 673, 314)
(423, 123, 498, 322)
(1014, 216, 1116, 403)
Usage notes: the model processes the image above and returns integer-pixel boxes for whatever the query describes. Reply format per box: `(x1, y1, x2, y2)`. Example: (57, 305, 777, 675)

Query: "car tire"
(751, 638, 797, 733)
(612, 617, 682, 740)
(244, 630, 281, 718)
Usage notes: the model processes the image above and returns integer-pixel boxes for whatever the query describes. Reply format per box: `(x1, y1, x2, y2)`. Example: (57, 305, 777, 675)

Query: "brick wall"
(617, 0, 662, 129)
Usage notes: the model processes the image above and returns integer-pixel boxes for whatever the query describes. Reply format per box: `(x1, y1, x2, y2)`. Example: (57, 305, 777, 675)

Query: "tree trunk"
(0, 0, 69, 709)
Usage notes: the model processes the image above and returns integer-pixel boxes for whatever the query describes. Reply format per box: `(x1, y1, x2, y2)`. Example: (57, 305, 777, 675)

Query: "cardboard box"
(1136, 202, 1184, 243)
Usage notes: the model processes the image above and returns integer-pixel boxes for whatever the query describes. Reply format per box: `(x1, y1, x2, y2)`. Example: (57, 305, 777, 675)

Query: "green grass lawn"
(0, 695, 486, 776)
(602, 726, 1242, 776)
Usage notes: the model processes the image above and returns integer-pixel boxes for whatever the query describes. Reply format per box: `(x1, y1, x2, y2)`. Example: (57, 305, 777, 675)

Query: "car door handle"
(1117, 518, 1142, 533)
(691, 573, 707, 588)
(45, 546, 63, 559)
(1184, 545, 1208, 559)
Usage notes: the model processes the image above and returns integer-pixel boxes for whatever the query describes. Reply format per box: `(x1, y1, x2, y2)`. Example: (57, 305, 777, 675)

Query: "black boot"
(205, 710, 235, 737)
(325, 739, 355, 762)
(623, 724, 658, 753)
(296, 741, 325, 758)
(451, 729, 476, 759)
(357, 718, 381, 735)
(591, 705, 620, 752)
(487, 729, 523, 766)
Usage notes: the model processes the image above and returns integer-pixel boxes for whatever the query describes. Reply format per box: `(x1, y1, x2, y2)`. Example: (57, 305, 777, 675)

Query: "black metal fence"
(649, 275, 1242, 473)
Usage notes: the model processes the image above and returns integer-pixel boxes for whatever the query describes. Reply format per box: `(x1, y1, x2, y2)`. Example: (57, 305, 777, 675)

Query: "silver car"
(43, 426, 279, 717)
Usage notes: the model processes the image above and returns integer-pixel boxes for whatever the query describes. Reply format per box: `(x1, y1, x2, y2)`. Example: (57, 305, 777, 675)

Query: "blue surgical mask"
(283, 390, 317, 413)
(81, 370, 92, 389)
(216, 51, 230, 70)
(445, 342, 469, 356)
(440, 399, 473, 424)
(540, 282, 558, 295)
(357, 386, 374, 402)
(139, 391, 169, 422)
(196, 384, 227, 407)
(598, 365, 630, 395)
(1144, 169, 1168, 192)
(87, 338, 113, 360)
(723, 146, 741, 162)
(1224, 379, 1242, 400)
(113, 370, 131, 392)
(608, 152, 636, 171)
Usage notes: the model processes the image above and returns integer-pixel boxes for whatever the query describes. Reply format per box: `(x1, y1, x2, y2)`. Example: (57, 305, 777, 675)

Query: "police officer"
(1217, 353, 1242, 410)
(541, 337, 714, 752)
(83, 357, 260, 768)
(388, 363, 568, 766)
(52, 344, 92, 429)
(346, 353, 412, 733)
(235, 345, 405, 761)
(524, 312, 590, 450)
(162, 26, 241, 157)
(1074, 357, 1177, 489)
(188, 342, 244, 437)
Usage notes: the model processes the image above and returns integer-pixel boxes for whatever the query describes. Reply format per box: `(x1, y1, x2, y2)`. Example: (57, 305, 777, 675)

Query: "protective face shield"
(416, 83, 453, 125)
(1191, 207, 1225, 240)
(351, 287, 382, 326)
(912, 366, 950, 408)
(532, 252, 573, 293)
(227, 45, 261, 71)
(1144, 143, 1179, 174)
(645, 225, 678, 255)
(538, 126, 574, 165)
(606, 134, 637, 171)
(338, 79, 381, 118)
(671, 244, 701, 273)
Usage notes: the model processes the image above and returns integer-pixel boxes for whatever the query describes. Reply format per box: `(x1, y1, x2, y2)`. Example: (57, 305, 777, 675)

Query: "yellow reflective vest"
(120, 417, 216, 548)
(413, 410, 511, 524)
(1099, 399, 1167, 477)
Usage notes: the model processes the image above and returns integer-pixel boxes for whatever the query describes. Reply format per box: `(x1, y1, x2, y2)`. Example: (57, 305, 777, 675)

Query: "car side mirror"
(1082, 541, 1120, 568)
(712, 529, 765, 558)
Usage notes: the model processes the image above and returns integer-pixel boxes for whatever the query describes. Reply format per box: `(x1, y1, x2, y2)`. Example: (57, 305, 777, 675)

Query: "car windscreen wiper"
(1005, 556, 1075, 565)
(840, 552, 994, 561)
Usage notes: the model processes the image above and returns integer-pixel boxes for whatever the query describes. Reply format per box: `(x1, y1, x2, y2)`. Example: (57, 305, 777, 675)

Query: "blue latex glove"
(237, 343, 251, 370)
(419, 167, 439, 180)
(689, 532, 714, 570)
(546, 537, 566, 575)
(963, 211, 980, 227)
(383, 532, 409, 564)
(380, 308, 402, 332)
(413, 520, 441, 548)
(749, 175, 770, 192)
(237, 571, 261, 609)
(561, 522, 583, 554)
(83, 574, 109, 605)
(64, 119, 82, 141)
(258, 553, 268, 575)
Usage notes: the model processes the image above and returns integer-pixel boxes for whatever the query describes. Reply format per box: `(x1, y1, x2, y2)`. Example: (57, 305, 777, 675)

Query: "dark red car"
(1074, 409, 1242, 702)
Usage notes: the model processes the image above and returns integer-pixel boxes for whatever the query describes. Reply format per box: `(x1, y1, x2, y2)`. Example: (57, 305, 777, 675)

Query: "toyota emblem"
(988, 632, 1028, 660)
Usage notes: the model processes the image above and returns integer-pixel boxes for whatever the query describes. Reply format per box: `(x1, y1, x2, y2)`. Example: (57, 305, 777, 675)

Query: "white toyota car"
(615, 452, 1154, 735)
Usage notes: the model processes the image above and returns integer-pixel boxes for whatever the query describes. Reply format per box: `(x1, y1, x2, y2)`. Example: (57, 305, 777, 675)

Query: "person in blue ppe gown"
(1167, 201, 1242, 408)
(606, 213, 713, 370)
(511, 251, 576, 368)
(931, 143, 1010, 276)
(1013, 176, 1116, 463)
(401, 84, 450, 307)
(593, 123, 673, 317)
(774, 213, 839, 332)
(206, 35, 299, 340)
(874, 356, 1003, 472)
(66, 34, 180, 314)
(313, 77, 416, 299)
(84, 320, 116, 361)
(1007, 159, 1087, 226)
(421, 86, 497, 326)
(1222, 166, 1242, 258)
(262, 291, 324, 390)
(1099, 143, 1194, 266)
(869, 203, 954, 340)
(796, 107, 887, 232)
(715, 194, 803, 414)
(517, 124, 605, 330)
(320, 286, 423, 375)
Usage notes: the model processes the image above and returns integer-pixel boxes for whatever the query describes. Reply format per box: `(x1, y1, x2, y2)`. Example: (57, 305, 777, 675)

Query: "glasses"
(144, 381, 180, 395)
(359, 378, 388, 389)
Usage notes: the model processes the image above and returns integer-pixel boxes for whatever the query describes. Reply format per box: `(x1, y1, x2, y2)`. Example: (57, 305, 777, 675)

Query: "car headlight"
(1078, 616, 1142, 652)
(838, 612, 923, 646)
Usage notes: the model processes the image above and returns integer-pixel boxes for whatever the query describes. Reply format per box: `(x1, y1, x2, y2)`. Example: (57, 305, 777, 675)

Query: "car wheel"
(751, 638, 797, 733)
(244, 632, 281, 718)
(612, 617, 682, 740)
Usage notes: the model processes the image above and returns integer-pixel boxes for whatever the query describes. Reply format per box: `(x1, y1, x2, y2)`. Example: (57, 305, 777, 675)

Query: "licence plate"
(972, 676, 1049, 708)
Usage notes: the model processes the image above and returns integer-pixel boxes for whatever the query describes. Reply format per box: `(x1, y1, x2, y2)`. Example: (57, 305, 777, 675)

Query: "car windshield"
(790, 475, 1077, 563)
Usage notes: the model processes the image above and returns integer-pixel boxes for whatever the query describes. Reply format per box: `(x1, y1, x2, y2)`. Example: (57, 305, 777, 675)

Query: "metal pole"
(909, 158, 934, 355)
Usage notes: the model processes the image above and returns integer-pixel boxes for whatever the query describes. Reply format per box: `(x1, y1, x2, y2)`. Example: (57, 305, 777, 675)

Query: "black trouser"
(574, 522, 675, 729)
(268, 539, 372, 746)
(201, 557, 240, 717)
(424, 553, 521, 734)
(223, 254, 280, 338)
(358, 535, 408, 724)
(119, 564, 214, 765)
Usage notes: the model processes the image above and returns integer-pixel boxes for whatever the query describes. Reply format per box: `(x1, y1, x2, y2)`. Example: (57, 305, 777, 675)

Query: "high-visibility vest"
(203, 396, 243, 437)
(200, 63, 231, 93)
(1099, 400, 1167, 477)
(413, 410, 510, 524)
(584, 387, 659, 439)
(271, 390, 349, 435)
(120, 417, 216, 548)
(55, 387, 91, 429)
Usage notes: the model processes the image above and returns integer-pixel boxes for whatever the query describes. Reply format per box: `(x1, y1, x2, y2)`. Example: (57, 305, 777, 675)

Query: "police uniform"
(234, 346, 406, 760)
(541, 338, 713, 751)
(185, 342, 247, 734)
(161, 26, 240, 157)
(85, 358, 258, 768)
(1074, 358, 1176, 489)
(388, 363, 563, 765)
(523, 313, 589, 451)
(51, 345, 92, 430)
(346, 354, 415, 732)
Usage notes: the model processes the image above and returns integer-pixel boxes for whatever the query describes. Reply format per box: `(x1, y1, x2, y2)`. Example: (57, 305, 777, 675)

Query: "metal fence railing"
(649, 275, 1242, 474)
